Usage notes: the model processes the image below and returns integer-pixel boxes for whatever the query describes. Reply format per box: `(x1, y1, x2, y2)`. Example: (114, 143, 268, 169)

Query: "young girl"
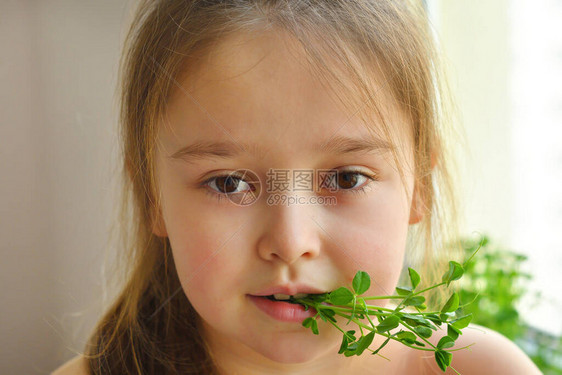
(53, 0, 540, 374)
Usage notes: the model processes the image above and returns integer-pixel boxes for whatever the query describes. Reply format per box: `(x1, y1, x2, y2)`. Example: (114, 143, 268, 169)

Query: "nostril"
(256, 230, 321, 263)
(271, 249, 317, 265)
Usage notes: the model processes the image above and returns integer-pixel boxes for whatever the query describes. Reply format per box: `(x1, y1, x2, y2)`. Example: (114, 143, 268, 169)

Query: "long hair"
(84, 1, 461, 373)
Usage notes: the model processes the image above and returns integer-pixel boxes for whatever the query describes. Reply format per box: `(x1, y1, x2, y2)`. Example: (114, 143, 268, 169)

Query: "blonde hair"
(84, 0, 461, 373)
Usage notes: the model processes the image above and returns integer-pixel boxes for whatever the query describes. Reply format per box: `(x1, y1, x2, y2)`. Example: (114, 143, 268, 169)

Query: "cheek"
(330, 185, 410, 294)
(156, 167, 253, 315)
(169, 218, 238, 289)
(163, 199, 245, 305)
(161, 179, 236, 275)
(169, 224, 245, 326)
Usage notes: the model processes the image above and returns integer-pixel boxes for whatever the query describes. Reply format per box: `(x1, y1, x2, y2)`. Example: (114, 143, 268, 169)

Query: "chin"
(259, 347, 319, 364)
(249, 335, 335, 364)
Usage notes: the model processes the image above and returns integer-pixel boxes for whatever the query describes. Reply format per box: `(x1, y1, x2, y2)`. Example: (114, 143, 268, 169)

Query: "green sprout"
(289, 245, 482, 373)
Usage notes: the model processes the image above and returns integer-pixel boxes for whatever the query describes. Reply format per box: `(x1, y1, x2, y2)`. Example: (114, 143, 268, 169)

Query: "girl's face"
(154, 30, 419, 368)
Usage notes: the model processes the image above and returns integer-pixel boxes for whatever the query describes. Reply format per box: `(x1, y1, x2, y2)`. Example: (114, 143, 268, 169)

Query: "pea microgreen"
(289, 246, 482, 373)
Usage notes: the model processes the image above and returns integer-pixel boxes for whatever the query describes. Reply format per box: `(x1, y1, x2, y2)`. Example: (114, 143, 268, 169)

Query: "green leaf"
(338, 336, 348, 353)
(396, 331, 417, 345)
(302, 317, 314, 328)
(318, 309, 337, 323)
(310, 319, 319, 335)
(345, 330, 357, 341)
(372, 336, 391, 355)
(402, 314, 433, 328)
(343, 341, 358, 357)
(376, 314, 400, 333)
(451, 314, 472, 330)
(338, 332, 353, 354)
(352, 271, 371, 295)
(425, 314, 443, 326)
(395, 286, 413, 296)
(441, 292, 459, 313)
(303, 317, 319, 334)
(414, 326, 433, 338)
(447, 324, 460, 340)
(408, 268, 421, 289)
(306, 293, 329, 303)
(356, 331, 375, 355)
(403, 295, 426, 307)
(437, 336, 455, 349)
(329, 287, 354, 305)
(435, 350, 452, 372)
(441, 261, 464, 286)
(341, 330, 356, 349)
(439, 312, 455, 322)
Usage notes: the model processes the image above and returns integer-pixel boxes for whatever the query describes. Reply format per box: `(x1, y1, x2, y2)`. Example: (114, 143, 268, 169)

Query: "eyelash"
(201, 168, 378, 203)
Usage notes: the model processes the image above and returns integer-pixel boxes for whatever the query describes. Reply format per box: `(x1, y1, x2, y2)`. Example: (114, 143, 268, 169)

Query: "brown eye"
(206, 174, 253, 195)
(336, 171, 372, 190)
(337, 171, 360, 190)
(215, 176, 241, 194)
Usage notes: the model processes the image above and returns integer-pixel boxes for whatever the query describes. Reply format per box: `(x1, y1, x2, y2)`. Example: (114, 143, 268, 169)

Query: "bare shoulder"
(51, 354, 90, 375)
(420, 324, 541, 374)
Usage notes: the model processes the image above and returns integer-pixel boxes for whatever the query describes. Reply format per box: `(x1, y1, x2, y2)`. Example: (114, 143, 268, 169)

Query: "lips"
(250, 284, 327, 297)
(248, 284, 326, 322)
(269, 293, 308, 300)
(248, 295, 317, 322)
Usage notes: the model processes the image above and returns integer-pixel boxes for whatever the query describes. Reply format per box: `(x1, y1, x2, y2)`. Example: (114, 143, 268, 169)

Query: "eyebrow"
(169, 135, 395, 162)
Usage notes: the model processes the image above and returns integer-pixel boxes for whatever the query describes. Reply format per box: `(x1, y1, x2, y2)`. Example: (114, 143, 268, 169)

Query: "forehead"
(159, 29, 412, 163)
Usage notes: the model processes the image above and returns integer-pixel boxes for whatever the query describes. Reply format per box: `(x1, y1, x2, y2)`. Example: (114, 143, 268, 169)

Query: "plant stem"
(362, 295, 404, 300)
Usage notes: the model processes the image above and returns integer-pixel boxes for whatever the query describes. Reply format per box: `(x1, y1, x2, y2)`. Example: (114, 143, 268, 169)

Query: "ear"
(152, 207, 168, 237)
(408, 183, 424, 225)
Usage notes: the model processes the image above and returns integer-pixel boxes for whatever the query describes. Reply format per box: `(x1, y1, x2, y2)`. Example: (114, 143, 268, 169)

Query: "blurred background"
(1, 0, 561, 373)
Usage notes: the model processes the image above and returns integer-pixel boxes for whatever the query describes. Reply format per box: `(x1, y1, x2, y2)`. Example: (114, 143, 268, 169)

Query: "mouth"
(248, 294, 322, 322)
(263, 293, 310, 301)
(258, 292, 331, 304)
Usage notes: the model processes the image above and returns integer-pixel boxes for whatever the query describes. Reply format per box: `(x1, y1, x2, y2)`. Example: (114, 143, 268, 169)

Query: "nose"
(257, 200, 321, 265)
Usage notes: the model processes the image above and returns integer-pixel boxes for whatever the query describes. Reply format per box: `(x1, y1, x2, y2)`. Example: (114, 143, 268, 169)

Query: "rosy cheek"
(178, 245, 215, 275)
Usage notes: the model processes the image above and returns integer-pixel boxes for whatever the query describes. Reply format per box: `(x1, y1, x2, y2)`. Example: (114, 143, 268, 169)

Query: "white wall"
(432, 0, 513, 245)
(431, 0, 562, 334)
(509, 0, 562, 335)
(0, 1, 132, 372)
